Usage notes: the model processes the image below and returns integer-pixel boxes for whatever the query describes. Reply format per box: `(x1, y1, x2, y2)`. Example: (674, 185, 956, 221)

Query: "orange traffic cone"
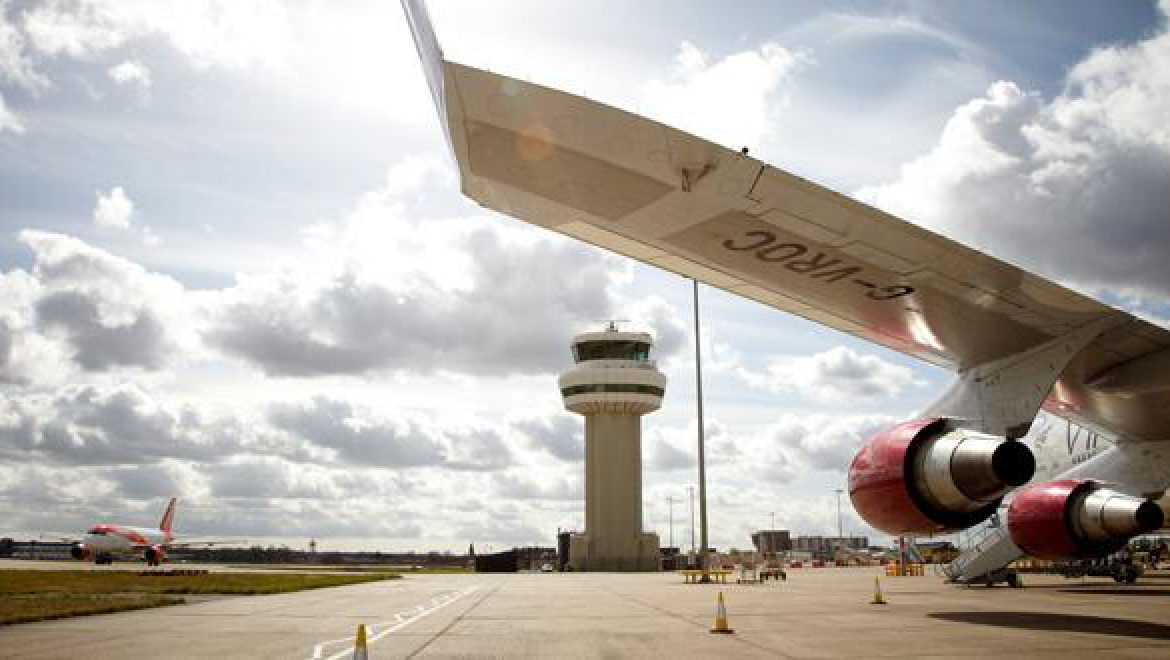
(710, 591, 735, 634)
(353, 623, 369, 659)
(871, 576, 887, 605)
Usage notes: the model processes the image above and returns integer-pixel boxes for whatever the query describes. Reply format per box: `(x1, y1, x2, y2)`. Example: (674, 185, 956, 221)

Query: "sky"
(1, 0, 1168, 553)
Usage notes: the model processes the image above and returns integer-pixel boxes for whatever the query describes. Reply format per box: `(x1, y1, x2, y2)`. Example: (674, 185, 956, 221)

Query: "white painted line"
(309, 586, 479, 660)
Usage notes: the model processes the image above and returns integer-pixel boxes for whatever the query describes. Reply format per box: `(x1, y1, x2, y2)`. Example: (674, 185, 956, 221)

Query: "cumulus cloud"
(21, 1, 124, 57)
(107, 59, 149, 90)
(0, 1, 290, 133)
(0, 5, 47, 90)
(692, 413, 893, 488)
(20, 0, 290, 69)
(37, 291, 167, 369)
(492, 473, 580, 501)
(0, 377, 896, 545)
(6, 162, 683, 382)
(622, 294, 688, 364)
(267, 396, 445, 469)
(206, 228, 619, 377)
(201, 152, 659, 378)
(0, 379, 545, 539)
(0, 462, 434, 539)
(737, 346, 923, 403)
(644, 420, 733, 472)
(514, 415, 582, 462)
(0, 270, 69, 385)
(648, 434, 693, 471)
(209, 457, 346, 500)
(0, 232, 190, 379)
(92, 186, 133, 228)
(2, 232, 198, 382)
(18, 230, 190, 371)
(0, 383, 259, 466)
(640, 40, 803, 149)
(857, 8, 1170, 300)
(446, 429, 513, 472)
(101, 461, 204, 500)
(267, 395, 515, 472)
(764, 414, 893, 474)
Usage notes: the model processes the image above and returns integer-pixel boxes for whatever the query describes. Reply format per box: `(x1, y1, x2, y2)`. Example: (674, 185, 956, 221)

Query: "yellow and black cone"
(353, 623, 369, 660)
(871, 576, 887, 605)
(710, 591, 735, 634)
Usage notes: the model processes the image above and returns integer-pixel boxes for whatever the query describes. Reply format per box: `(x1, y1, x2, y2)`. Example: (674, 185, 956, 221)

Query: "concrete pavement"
(4, 567, 1170, 658)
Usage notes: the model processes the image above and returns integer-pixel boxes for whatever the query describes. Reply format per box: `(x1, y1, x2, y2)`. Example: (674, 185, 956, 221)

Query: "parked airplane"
(66, 498, 233, 566)
(403, 0, 1170, 571)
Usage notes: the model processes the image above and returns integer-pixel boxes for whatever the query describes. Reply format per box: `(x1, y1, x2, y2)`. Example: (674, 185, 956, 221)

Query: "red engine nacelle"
(70, 543, 90, 561)
(849, 417, 1035, 534)
(144, 546, 166, 566)
(1007, 479, 1163, 559)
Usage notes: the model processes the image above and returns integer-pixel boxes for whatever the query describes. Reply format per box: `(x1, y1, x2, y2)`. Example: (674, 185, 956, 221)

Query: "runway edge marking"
(309, 585, 481, 660)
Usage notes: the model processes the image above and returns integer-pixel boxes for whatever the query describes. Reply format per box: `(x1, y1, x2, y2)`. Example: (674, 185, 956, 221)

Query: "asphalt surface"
(5, 566, 1170, 658)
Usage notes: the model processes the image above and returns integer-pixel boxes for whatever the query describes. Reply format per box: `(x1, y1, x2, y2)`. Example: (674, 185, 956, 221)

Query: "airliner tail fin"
(159, 497, 177, 536)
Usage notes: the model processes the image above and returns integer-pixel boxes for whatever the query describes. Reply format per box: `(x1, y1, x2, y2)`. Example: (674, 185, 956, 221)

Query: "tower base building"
(559, 324, 665, 572)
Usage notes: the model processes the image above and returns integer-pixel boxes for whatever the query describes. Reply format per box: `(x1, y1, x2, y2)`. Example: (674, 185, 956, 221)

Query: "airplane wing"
(402, 0, 1170, 444)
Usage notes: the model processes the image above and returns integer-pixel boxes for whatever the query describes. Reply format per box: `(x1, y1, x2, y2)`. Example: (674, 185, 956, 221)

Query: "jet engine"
(1007, 479, 1164, 559)
(70, 543, 90, 561)
(849, 417, 1035, 534)
(144, 546, 166, 566)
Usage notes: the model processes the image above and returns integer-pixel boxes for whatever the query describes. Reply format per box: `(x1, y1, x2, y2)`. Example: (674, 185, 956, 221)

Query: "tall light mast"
(693, 279, 710, 576)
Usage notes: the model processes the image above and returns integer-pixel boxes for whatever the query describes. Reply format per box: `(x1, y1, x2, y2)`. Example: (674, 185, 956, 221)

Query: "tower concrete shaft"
(559, 326, 664, 572)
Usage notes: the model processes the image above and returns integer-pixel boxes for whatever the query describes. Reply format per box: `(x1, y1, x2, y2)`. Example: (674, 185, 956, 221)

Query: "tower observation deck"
(559, 323, 664, 571)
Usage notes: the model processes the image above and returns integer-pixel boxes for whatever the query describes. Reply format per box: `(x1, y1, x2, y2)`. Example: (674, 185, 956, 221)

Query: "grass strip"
(0, 570, 400, 596)
(0, 570, 401, 625)
(0, 593, 185, 625)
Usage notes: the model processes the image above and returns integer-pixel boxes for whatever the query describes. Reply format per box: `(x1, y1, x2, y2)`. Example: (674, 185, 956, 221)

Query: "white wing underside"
(404, 0, 1170, 444)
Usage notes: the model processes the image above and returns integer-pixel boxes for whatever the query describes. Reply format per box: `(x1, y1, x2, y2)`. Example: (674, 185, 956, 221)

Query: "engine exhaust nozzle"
(916, 431, 1035, 514)
(1075, 489, 1164, 543)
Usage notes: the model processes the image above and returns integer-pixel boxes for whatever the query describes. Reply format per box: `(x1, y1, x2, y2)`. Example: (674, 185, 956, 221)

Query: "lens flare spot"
(518, 122, 555, 161)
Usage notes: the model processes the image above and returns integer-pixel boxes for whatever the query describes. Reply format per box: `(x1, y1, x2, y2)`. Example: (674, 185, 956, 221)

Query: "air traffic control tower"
(559, 323, 664, 572)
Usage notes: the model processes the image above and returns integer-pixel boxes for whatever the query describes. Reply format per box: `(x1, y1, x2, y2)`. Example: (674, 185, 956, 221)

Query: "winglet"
(400, 0, 450, 148)
(159, 497, 177, 537)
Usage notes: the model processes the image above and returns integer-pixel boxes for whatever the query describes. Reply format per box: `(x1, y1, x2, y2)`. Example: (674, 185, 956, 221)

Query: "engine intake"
(849, 418, 1035, 534)
(70, 543, 89, 560)
(1007, 480, 1164, 559)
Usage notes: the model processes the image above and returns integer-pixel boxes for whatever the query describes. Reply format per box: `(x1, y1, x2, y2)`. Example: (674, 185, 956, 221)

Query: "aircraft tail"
(159, 497, 177, 536)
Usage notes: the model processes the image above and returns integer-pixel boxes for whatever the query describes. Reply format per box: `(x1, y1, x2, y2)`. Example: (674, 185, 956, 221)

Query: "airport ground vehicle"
(959, 567, 1022, 588)
(1056, 555, 1142, 583)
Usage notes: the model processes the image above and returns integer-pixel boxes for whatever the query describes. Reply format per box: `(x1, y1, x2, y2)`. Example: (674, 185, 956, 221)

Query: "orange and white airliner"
(404, 0, 1170, 584)
(67, 498, 233, 566)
